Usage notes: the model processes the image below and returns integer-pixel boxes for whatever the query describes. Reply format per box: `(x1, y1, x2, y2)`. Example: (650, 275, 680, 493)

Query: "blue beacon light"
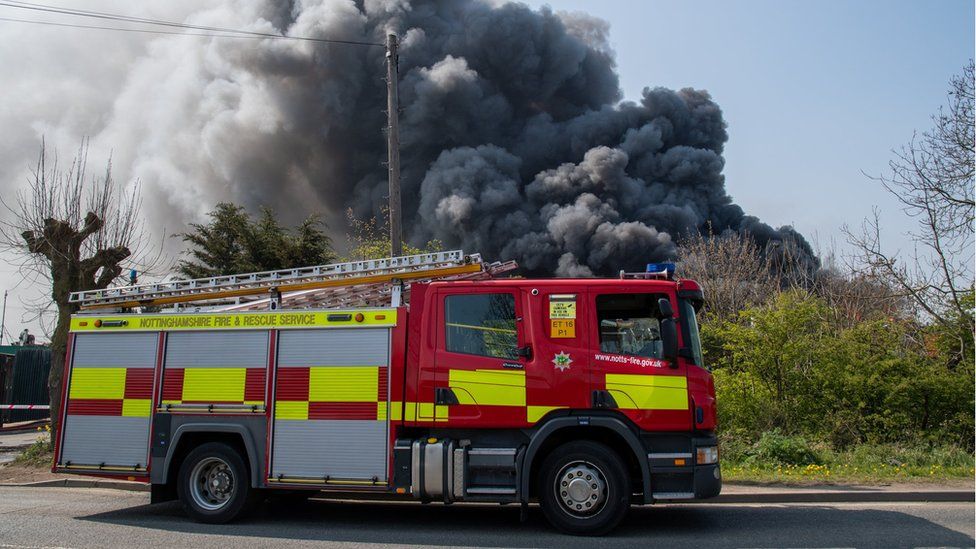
(645, 263, 676, 278)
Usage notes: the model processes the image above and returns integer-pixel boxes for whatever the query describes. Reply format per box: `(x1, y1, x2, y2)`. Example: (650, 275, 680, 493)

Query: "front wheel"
(538, 441, 631, 535)
(177, 442, 257, 523)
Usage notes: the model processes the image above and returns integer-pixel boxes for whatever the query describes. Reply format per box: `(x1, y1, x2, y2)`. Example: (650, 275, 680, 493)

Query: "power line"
(0, 15, 283, 40)
(0, 0, 384, 47)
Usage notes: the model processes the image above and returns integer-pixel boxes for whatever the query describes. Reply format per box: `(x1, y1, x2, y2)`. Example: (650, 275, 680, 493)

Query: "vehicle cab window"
(445, 293, 517, 359)
(596, 293, 668, 359)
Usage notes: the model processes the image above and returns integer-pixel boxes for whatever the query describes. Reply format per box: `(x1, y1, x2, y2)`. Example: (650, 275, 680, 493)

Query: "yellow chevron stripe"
(121, 398, 152, 417)
(275, 401, 309, 420)
(449, 369, 525, 407)
(527, 405, 564, 423)
(69, 368, 126, 400)
(605, 374, 688, 410)
(308, 366, 378, 402)
(182, 368, 246, 402)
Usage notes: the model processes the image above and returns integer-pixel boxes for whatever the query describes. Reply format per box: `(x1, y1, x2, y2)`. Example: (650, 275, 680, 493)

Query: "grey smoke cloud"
(0, 0, 816, 278)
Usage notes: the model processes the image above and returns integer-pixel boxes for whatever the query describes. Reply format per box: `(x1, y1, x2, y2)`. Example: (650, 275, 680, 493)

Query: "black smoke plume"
(5, 0, 817, 276)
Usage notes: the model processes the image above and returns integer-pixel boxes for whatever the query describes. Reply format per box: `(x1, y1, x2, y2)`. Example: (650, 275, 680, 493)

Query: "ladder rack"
(71, 250, 484, 310)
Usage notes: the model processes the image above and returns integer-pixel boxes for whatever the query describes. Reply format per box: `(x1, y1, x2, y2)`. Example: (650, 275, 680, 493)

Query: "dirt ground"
(0, 462, 65, 484)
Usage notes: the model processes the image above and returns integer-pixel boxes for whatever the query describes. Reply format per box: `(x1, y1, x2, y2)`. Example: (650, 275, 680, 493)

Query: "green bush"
(746, 431, 822, 466)
(709, 291, 975, 453)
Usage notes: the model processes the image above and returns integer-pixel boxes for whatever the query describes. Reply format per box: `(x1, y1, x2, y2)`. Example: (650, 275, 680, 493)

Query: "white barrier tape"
(1, 405, 50, 410)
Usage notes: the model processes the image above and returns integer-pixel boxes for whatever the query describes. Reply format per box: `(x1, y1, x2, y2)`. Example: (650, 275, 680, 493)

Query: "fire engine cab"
(53, 251, 720, 535)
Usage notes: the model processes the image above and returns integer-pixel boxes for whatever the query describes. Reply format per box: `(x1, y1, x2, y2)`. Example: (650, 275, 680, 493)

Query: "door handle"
(515, 345, 533, 360)
(502, 362, 524, 370)
(591, 390, 618, 409)
(435, 387, 460, 405)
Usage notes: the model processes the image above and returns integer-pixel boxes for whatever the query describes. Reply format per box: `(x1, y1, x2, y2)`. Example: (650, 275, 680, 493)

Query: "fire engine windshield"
(596, 293, 668, 359)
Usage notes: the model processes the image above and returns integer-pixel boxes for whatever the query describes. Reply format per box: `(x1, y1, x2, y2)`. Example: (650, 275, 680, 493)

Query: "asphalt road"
(0, 486, 972, 548)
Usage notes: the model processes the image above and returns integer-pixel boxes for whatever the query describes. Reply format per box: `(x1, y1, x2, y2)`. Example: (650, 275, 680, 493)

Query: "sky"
(0, 0, 972, 342)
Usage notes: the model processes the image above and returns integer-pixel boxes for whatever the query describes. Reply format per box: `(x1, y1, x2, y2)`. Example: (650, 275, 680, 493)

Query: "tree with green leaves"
(178, 203, 336, 278)
(344, 207, 442, 261)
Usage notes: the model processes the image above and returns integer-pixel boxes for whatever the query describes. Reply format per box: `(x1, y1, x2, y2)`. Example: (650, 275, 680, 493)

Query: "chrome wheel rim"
(190, 457, 235, 511)
(554, 460, 607, 517)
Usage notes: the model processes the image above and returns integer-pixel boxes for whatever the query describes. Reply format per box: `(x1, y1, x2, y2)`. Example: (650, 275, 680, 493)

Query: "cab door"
(521, 289, 591, 425)
(429, 288, 528, 428)
(587, 288, 691, 431)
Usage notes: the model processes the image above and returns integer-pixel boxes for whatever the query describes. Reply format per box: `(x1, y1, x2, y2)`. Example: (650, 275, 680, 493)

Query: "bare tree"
(809, 237, 909, 329)
(0, 139, 157, 444)
(676, 230, 776, 322)
(844, 61, 975, 337)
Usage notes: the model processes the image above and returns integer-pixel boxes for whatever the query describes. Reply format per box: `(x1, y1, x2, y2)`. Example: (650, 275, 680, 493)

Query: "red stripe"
(275, 367, 309, 401)
(244, 368, 266, 402)
(377, 365, 388, 401)
(161, 368, 184, 402)
(308, 401, 377, 420)
(124, 368, 155, 399)
(68, 399, 122, 416)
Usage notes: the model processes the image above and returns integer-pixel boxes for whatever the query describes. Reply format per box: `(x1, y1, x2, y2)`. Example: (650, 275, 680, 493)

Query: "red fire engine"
(53, 251, 719, 535)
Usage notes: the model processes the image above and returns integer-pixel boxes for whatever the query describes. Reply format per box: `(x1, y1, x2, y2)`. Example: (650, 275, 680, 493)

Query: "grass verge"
(721, 434, 975, 485)
(723, 462, 975, 485)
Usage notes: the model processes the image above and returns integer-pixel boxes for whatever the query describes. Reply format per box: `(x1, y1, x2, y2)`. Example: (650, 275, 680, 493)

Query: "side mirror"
(660, 318, 678, 367)
(657, 297, 674, 318)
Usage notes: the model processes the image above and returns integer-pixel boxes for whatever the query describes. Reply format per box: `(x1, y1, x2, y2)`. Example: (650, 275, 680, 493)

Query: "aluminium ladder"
(70, 250, 489, 311)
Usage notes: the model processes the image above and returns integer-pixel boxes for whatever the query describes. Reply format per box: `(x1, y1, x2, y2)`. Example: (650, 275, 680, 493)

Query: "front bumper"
(640, 432, 722, 501)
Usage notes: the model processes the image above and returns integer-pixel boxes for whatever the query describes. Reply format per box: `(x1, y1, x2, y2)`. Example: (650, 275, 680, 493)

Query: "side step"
(653, 492, 695, 500)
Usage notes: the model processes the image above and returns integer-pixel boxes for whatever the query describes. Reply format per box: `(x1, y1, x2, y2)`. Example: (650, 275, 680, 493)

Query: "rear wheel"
(177, 442, 257, 523)
(538, 441, 630, 535)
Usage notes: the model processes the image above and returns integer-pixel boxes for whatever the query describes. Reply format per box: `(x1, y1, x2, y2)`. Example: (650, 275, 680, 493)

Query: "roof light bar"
(646, 263, 676, 279)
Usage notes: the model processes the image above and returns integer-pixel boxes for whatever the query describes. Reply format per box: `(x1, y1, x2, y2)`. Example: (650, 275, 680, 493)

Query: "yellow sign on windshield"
(549, 294, 577, 319)
(549, 294, 577, 338)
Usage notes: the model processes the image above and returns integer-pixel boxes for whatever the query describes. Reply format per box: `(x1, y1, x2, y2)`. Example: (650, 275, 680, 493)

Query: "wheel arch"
(519, 415, 651, 504)
(162, 424, 262, 489)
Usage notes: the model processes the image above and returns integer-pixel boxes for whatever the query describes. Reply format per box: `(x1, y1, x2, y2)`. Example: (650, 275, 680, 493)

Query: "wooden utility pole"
(386, 33, 402, 257)
(0, 290, 6, 346)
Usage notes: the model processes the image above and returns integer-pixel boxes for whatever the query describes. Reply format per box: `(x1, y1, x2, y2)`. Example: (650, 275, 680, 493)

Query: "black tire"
(538, 441, 631, 536)
(177, 442, 257, 524)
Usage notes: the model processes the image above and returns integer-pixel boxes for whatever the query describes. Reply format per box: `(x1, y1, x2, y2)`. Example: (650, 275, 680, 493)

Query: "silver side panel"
(270, 328, 391, 483)
(165, 331, 268, 368)
(60, 415, 151, 467)
(277, 329, 389, 366)
(61, 333, 157, 469)
(271, 420, 387, 479)
(72, 333, 157, 368)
